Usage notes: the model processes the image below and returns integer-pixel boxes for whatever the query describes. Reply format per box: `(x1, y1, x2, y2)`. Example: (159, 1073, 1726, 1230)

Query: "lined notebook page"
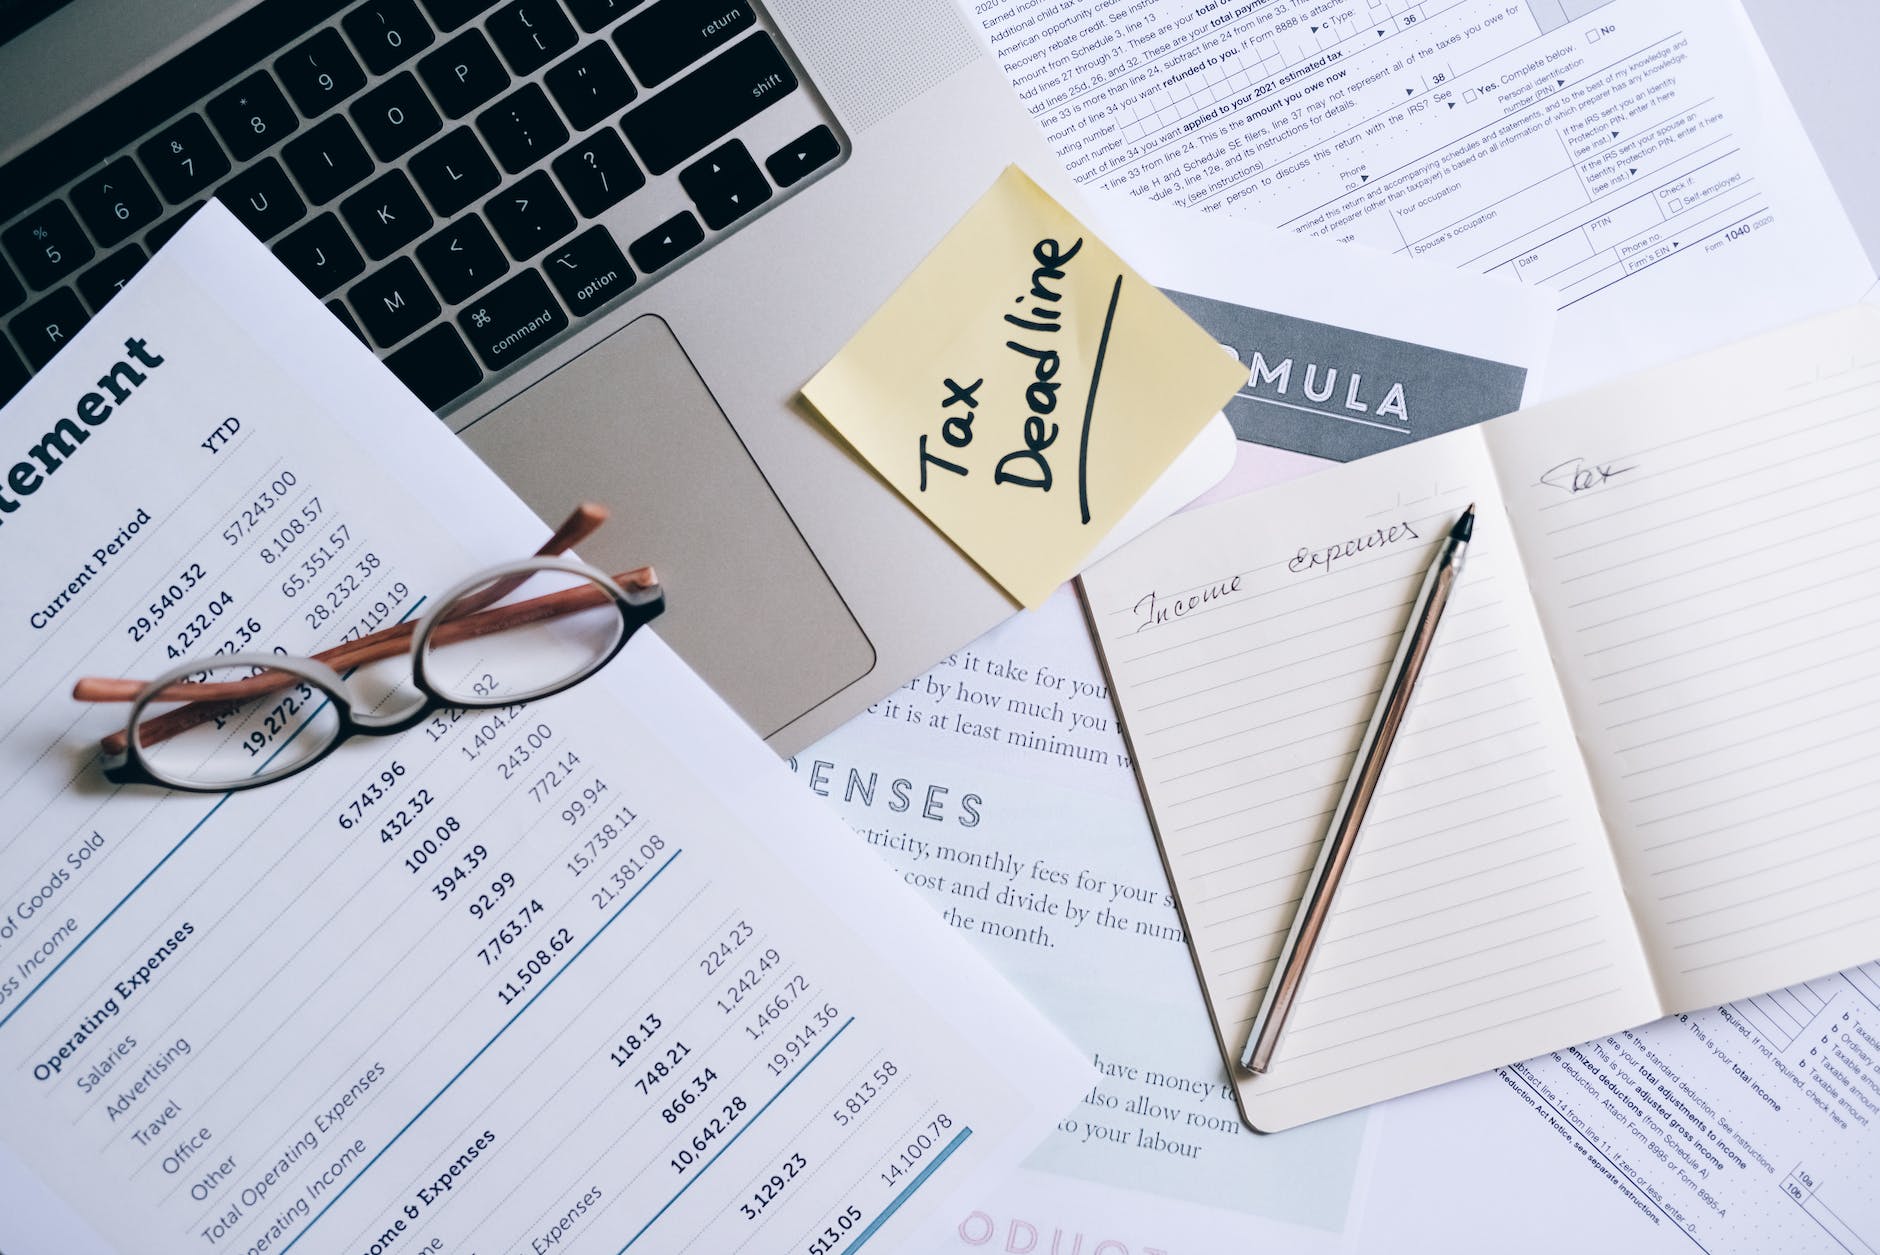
(1489, 306, 1880, 1012)
(1081, 434, 1658, 1131)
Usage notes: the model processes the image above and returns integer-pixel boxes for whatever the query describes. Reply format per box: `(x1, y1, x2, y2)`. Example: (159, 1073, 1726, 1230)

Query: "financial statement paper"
(967, 0, 1875, 392)
(0, 204, 1086, 1255)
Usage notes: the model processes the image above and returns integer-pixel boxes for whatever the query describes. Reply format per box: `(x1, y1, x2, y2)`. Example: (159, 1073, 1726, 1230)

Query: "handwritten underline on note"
(1077, 273, 1123, 526)
(1235, 392, 1416, 435)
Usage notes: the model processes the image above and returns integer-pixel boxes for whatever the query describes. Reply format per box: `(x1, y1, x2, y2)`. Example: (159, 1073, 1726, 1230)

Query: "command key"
(458, 269, 568, 369)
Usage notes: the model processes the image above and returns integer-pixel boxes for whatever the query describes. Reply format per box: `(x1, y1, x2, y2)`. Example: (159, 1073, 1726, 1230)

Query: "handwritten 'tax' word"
(917, 235, 1083, 494)
(1540, 458, 1637, 495)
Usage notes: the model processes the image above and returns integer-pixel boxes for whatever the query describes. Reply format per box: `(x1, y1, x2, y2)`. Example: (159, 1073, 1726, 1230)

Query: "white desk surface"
(1744, 0, 1880, 272)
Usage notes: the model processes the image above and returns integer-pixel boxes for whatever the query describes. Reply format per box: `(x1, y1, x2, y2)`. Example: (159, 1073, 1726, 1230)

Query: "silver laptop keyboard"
(0, 0, 844, 411)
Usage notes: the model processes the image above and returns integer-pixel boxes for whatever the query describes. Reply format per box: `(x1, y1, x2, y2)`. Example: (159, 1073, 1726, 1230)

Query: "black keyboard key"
(348, 257, 440, 346)
(138, 115, 233, 204)
(10, 287, 88, 369)
(544, 41, 635, 131)
(0, 336, 28, 406)
(679, 138, 768, 229)
(488, 0, 578, 76)
(410, 128, 503, 216)
(207, 71, 301, 161)
(0, 1, 349, 226)
(386, 322, 482, 407)
(0, 259, 22, 314)
(277, 27, 368, 117)
(2, 202, 93, 290)
(275, 213, 366, 295)
(351, 71, 444, 161)
(328, 298, 368, 343)
(458, 267, 566, 368)
(283, 116, 375, 204)
(146, 203, 205, 253)
(221, 158, 309, 240)
(418, 0, 501, 31)
(766, 124, 838, 188)
(417, 214, 509, 302)
(627, 210, 702, 272)
(615, 0, 753, 87)
(620, 33, 796, 174)
(342, 0, 436, 74)
(70, 158, 162, 249)
(552, 129, 643, 217)
(419, 29, 511, 119)
(477, 83, 569, 174)
(77, 246, 148, 312)
(565, 0, 641, 32)
(485, 170, 576, 259)
(342, 169, 434, 258)
(544, 225, 632, 315)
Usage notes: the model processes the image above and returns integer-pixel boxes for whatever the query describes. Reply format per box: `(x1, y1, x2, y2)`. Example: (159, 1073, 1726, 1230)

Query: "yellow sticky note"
(801, 166, 1246, 608)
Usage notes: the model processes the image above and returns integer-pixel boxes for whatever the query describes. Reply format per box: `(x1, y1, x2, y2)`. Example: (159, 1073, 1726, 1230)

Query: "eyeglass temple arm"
(445, 501, 612, 618)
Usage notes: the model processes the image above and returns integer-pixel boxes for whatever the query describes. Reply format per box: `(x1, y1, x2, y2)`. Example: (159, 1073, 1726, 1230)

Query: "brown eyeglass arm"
(75, 503, 617, 707)
(79, 565, 659, 757)
(445, 501, 611, 619)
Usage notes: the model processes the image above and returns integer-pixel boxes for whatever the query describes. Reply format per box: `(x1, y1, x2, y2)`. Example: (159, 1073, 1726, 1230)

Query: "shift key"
(458, 268, 567, 369)
(620, 32, 797, 175)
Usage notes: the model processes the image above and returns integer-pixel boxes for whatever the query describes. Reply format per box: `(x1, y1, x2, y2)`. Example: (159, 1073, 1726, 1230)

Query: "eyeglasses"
(73, 503, 662, 792)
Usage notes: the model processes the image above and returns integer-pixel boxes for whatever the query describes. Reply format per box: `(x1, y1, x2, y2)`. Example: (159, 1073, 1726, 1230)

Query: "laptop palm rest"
(457, 314, 875, 739)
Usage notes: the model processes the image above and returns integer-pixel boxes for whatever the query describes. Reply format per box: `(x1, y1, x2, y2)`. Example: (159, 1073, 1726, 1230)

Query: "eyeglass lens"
(423, 567, 629, 704)
(133, 665, 342, 789)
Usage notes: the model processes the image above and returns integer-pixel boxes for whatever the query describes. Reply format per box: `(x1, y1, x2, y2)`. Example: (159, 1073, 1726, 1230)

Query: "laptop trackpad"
(457, 314, 874, 739)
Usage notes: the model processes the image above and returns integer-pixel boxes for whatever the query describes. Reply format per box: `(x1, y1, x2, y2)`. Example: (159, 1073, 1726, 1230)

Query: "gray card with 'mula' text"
(1163, 288, 1530, 461)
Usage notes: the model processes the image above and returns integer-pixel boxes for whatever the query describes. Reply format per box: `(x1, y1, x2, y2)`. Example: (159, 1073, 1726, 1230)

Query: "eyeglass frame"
(74, 505, 663, 793)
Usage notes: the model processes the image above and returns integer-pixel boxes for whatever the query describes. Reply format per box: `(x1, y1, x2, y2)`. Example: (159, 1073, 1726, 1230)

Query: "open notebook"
(1080, 306, 1880, 1132)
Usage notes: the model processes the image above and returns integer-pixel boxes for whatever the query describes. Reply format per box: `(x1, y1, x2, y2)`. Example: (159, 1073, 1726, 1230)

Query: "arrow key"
(417, 213, 510, 304)
(678, 139, 770, 231)
(628, 211, 703, 274)
(765, 125, 839, 189)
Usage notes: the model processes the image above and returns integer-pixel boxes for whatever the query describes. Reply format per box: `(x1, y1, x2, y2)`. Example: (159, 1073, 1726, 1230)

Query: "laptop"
(0, 0, 1227, 753)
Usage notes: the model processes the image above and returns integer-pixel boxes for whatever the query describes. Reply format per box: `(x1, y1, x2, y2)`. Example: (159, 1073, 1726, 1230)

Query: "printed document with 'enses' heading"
(0, 203, 1085, 1254)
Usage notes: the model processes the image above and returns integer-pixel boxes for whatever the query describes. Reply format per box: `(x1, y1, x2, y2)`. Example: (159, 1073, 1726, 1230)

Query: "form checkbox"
(1464, 89, 1477, 103)
(1587, 28, 1601, 42)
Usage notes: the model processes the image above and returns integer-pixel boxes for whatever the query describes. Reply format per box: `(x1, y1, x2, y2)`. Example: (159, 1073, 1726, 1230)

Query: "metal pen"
(1240, 504, 1475, 1074)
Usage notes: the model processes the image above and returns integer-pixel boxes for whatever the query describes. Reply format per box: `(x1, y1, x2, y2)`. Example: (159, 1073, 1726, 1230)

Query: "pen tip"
(1450, 504, 1475, 543)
